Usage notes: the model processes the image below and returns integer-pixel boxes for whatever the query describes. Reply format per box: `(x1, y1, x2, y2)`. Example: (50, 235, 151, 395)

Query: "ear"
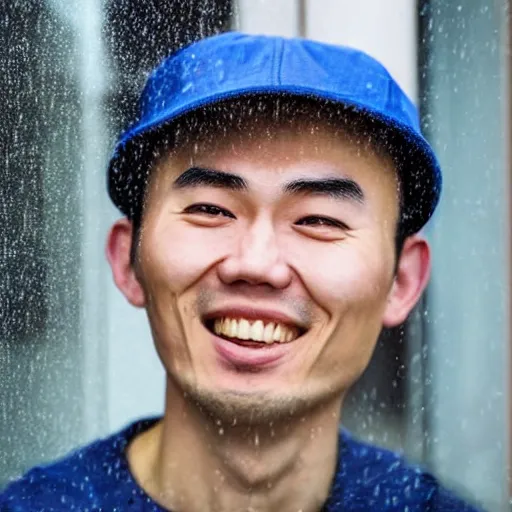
(106, 218, 146, 308)
(382, 234, 431, 327)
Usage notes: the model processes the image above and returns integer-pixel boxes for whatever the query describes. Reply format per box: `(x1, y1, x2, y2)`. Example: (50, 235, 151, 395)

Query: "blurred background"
(0, 1, 509, 510)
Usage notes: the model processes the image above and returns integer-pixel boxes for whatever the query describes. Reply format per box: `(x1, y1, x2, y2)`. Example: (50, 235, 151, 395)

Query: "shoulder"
(0, 436, 123, 512)
(329, 429, 485, 511)
(1, 446, 101, 511)
(0, 417, 159, 512)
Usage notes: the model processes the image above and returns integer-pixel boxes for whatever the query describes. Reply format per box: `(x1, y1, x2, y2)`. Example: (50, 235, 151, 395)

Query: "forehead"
(153, 96, 397, 181)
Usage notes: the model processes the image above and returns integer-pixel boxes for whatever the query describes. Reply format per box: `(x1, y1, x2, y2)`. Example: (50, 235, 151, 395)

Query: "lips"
(202, 307, 307, 368)
(203, 307, 306, 343)
(213, 317, 300, 344)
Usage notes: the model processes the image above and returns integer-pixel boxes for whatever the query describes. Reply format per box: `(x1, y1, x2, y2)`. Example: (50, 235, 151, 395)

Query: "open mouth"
(203, 317, 306, 347)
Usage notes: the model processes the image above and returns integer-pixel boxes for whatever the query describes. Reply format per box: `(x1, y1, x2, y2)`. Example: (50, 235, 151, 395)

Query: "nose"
(217, 216, 292, 289)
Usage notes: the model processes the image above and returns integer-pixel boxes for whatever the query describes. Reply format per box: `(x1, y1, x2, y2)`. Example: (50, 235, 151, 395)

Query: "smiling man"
(1, 32, 483, 511)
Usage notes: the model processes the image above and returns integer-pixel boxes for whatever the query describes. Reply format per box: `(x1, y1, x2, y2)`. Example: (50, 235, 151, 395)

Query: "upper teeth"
(213, 318, 299, 344)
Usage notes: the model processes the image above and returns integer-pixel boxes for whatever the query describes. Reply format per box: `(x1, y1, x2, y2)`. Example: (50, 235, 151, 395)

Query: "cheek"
(291, 237, 394, 387)
(140, 214, 236, 293)
(137, 214, 238, 375)
(289, 234, 394, 310)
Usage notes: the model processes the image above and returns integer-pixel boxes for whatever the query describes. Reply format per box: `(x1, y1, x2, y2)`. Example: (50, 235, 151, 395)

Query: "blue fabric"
(107, 32, 442, 237)
(1, 417, 484, 511)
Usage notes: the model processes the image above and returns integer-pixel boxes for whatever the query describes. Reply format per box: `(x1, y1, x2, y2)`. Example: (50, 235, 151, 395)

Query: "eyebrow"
(283, 177, 364, 204)
(172, 166, 364, 204)
(173, 166, 247, 191)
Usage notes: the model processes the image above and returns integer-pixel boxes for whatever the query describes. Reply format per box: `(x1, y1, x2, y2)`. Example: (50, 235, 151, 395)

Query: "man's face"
(135, 117, 399, 424)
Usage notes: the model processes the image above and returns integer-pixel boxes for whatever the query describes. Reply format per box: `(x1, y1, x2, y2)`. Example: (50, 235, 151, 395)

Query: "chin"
(174, 375, 340, 427)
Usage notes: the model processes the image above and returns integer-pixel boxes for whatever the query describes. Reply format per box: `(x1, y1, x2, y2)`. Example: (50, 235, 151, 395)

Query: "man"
(1, 32, 483, 511)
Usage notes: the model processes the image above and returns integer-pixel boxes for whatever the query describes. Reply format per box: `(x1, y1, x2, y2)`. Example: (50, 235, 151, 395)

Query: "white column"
(305, 0, 418, 101)
(48, 0, 113, 442)
(234, 0, 299, 37)
(76, 0, 166, 435)
(76, 0, 111, 441)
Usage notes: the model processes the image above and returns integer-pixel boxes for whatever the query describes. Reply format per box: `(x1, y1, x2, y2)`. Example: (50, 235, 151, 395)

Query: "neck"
(128, 381, 343, 512)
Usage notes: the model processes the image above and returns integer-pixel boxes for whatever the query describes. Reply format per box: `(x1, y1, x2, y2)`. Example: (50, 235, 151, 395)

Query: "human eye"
(182, 203, 236, 219)
(295, 215, 348, 230)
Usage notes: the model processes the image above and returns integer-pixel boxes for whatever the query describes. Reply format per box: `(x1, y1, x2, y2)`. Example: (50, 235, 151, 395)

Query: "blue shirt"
(1, 417, 484, 511)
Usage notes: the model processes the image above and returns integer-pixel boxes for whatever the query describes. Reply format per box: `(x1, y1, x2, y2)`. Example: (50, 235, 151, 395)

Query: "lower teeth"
(223, 335, 271, 345)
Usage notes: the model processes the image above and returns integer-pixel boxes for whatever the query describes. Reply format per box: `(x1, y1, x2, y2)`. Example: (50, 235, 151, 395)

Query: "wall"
(421, 2, 509, 509)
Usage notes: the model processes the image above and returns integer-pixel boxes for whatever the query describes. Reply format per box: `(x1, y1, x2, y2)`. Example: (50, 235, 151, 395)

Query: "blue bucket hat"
(107, 31, 441, 236)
